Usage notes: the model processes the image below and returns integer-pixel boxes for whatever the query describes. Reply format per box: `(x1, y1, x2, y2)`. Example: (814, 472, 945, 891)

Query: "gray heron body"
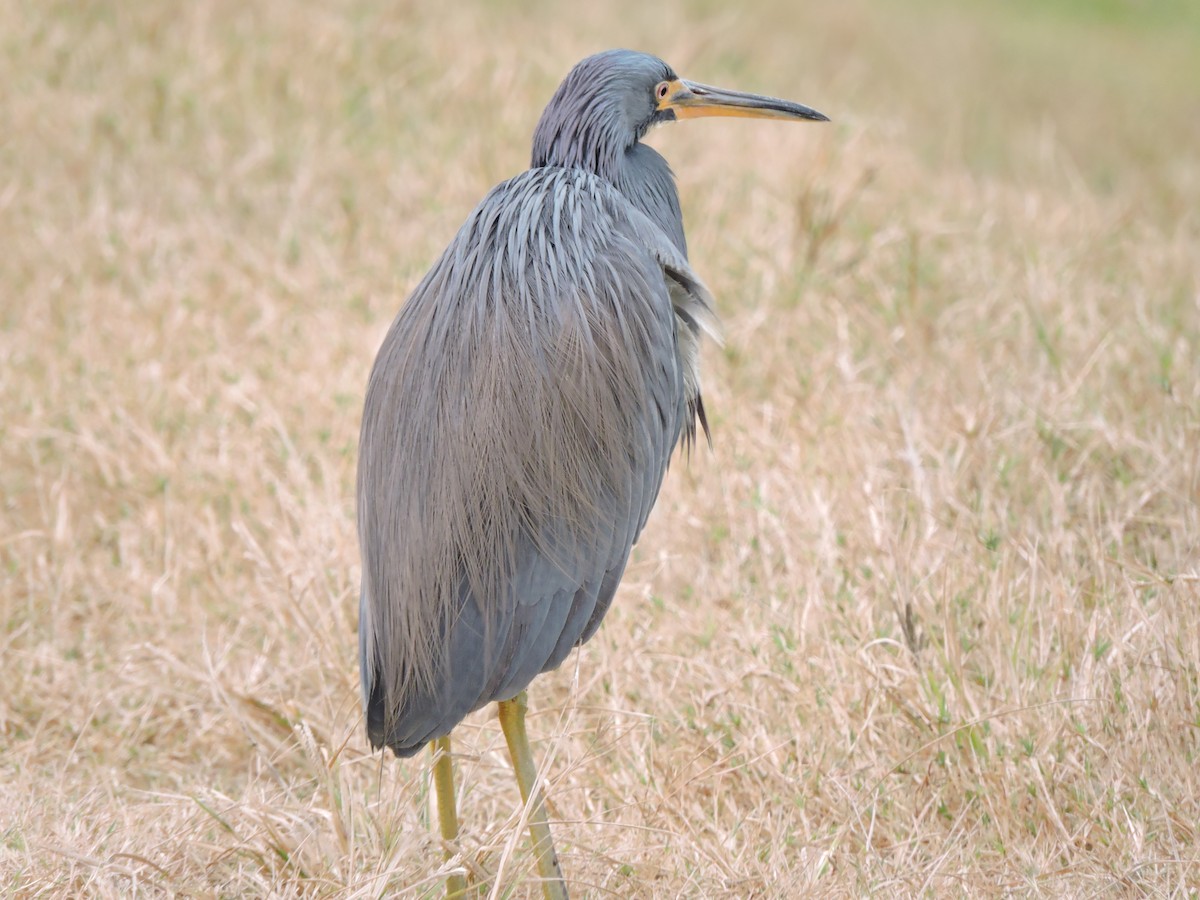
(357, 49, 826, 897)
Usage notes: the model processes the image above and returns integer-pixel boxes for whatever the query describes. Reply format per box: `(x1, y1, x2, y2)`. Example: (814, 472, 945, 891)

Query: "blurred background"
(2, 0, 1198, 895)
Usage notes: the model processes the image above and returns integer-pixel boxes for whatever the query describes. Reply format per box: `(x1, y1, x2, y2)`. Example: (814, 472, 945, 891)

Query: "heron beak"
(658, 78, 829, 123)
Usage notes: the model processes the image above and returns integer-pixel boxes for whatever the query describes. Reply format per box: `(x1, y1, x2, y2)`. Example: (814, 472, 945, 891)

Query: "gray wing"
(358, 168, 716, 757)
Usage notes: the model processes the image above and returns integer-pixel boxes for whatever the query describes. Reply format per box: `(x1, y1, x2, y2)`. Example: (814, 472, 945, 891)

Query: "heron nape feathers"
(356, 48, 826, 898)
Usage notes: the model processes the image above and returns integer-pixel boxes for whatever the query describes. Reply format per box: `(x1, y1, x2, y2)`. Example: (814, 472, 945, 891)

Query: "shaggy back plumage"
(358, 52, 719, 756)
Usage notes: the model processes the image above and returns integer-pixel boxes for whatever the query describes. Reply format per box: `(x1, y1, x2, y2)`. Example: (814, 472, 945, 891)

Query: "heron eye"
(655, 81, 670, 101)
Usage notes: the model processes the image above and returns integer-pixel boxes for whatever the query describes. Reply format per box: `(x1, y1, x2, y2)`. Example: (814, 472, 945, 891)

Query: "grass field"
(3, 0, 1199, 896)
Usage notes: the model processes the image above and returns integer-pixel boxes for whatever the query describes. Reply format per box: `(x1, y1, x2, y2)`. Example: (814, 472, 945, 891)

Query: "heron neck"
(531, 130, 688, 258)
(530, 106, 626, 180)
(612, 144, 688, 258)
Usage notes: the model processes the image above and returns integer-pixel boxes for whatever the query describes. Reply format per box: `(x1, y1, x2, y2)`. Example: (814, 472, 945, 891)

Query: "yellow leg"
(497, 692, 568, 900)
(430, 735, 469, 898)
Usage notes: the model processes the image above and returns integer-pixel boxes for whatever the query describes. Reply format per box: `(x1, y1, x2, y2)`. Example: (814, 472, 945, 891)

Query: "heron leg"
(497, 692, 568, 900)
(430, 735, 469, 898)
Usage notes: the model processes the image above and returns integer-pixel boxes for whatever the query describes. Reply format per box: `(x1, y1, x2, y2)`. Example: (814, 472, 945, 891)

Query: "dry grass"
(3, 0, 1199, 896)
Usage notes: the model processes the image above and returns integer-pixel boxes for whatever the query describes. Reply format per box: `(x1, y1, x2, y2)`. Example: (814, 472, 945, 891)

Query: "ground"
(2, 0, 1199, 896)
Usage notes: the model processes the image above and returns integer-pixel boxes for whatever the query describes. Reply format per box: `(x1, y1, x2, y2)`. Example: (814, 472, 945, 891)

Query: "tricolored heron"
(357, 49, 827, 898)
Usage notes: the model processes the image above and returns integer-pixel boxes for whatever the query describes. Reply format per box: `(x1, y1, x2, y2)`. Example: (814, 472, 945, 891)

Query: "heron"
(357, 49, 826, 898)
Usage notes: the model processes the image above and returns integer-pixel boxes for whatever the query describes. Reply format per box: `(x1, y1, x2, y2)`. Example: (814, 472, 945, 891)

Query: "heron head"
(532, 50, 827, 173)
